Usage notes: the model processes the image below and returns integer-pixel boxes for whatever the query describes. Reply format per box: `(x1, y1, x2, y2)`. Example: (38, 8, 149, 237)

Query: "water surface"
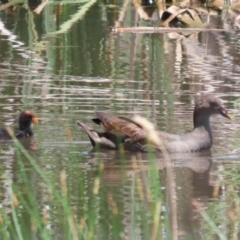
(0, 0, 240, 239)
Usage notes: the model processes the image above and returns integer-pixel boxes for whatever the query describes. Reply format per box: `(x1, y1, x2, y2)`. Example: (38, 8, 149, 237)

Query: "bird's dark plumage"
(0, 110, 38, 140)
(77, 95, 231, 153)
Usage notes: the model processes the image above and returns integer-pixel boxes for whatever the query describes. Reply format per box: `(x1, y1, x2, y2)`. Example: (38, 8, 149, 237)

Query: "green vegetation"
(0, 135, 170, 240)
(0, 128, 238, 240)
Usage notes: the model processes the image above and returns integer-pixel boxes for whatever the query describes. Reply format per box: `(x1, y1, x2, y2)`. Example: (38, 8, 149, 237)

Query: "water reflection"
(1, 145, 232, 239)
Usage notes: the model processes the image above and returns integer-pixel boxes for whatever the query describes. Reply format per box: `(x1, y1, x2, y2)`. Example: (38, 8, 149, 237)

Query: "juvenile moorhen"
(77, 95, 231, 153)
(0, 110, 38, 140)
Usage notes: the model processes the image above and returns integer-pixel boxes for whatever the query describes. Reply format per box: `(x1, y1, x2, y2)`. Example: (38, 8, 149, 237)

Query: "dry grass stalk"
(132, 116, 178, 240)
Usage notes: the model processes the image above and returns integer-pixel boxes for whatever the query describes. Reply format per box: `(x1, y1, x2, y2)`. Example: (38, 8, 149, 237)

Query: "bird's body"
(77, 95, 231, 153)
(0, 110, 38, 140)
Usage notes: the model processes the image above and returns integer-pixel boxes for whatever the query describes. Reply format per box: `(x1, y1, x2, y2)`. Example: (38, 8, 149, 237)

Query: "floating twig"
(112, 26, 230, 33)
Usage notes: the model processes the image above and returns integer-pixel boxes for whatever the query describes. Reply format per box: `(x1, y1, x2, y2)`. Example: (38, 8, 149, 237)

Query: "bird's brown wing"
(93, 112, 147, 142)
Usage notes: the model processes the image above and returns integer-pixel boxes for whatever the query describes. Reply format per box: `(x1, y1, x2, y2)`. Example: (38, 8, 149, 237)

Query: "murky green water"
(0, 0, 240, 239)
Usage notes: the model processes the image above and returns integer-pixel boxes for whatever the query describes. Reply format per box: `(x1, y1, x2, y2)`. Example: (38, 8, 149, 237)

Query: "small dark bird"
(0, 110, 38, 140)
(77, 95, 231, 153)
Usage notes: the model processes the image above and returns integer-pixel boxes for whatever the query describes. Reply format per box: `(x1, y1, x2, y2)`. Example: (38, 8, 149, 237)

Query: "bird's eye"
(212, 103, 220, 110)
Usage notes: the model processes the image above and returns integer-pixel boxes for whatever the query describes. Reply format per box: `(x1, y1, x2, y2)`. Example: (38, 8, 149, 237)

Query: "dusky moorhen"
(77, 95, 231, 153)
(0, 110, 38, 140)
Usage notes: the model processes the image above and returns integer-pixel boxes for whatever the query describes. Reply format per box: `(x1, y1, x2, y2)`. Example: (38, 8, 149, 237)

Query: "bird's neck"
(191, 115, 213, 151)
(19, 123, 33, 135)
(193, 113, 212, 145)
(193, 113, 211, 131)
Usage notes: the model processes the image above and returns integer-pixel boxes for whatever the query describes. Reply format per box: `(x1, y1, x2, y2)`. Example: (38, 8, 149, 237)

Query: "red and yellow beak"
(31, 117, 38, 124)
